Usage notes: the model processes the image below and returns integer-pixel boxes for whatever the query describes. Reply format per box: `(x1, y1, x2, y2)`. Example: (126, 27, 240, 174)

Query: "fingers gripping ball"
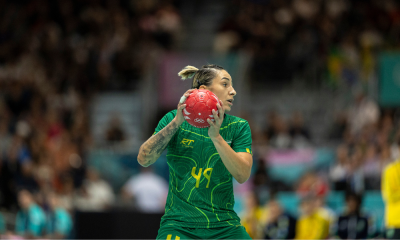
(182, 89, 221, 128)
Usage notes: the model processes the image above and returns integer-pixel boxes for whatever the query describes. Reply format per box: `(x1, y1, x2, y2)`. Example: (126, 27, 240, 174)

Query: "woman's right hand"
(174, 89, 196, 125)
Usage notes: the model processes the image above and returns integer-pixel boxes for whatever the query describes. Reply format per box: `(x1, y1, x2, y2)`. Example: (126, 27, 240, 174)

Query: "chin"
(224, 106, 231, 112)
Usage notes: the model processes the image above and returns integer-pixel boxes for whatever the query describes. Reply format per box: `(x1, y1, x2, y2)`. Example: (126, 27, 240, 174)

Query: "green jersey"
(154, 110, 252, 229)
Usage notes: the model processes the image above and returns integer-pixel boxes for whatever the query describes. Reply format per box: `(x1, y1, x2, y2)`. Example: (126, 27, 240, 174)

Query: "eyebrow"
(221, 77, 231, 81)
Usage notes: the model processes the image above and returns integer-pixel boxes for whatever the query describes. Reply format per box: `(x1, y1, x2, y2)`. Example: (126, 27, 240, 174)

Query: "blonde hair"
(178, 66, 199, 80)
(177, 64, 224, 89)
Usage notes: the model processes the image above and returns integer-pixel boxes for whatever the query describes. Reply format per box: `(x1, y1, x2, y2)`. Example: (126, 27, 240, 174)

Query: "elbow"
(236, 174, 250, 184)
(137, 154, 150, 167)
(236, 162, 252, 184)
(236, 178, 248, 184)
(236, 170, 251, 184)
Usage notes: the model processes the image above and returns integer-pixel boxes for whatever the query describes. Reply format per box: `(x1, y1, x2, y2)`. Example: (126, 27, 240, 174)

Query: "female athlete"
(137, 64, 253, 239)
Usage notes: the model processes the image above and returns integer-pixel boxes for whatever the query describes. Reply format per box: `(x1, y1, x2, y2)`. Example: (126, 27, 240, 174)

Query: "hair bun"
(178, 65, 199, 80)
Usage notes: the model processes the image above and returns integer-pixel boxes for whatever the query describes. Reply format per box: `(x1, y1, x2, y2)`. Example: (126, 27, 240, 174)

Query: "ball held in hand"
(182, 89, 221, 128)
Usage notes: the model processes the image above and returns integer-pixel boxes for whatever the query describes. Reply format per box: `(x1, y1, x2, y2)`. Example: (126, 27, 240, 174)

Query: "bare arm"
(207, 104, 253, 183)
(137, 118, 181, 167)
(211, 135, 253, 183)
(137, 89, 195, 167)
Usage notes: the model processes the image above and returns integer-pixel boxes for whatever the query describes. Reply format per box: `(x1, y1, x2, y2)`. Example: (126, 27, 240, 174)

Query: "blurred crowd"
(240, 90, 400, 238)
(1, 0, 400, 238)
(216, 0, 400, 87)
(240, 190, 377, 239)
(0, 0, 182, 237)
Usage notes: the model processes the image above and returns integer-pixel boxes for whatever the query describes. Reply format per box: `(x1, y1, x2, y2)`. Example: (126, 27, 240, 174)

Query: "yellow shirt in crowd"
(382, 160, 400, 228)
(241, 206, 266, 239)
(295, 212, 330, 239)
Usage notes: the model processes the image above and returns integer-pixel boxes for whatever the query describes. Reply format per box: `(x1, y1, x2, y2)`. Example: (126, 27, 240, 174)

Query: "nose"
(230, 87, 236, 96)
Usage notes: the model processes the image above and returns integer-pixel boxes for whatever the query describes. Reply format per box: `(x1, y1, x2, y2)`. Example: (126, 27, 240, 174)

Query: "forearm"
(211, 135, 251, 183)
(138, 119, 180, 167)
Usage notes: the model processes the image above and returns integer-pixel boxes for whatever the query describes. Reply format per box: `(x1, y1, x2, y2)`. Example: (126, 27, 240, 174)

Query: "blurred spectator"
(296, 172, 329, 197)
(347, 148, 365, 194)
(252, 158, 271, 204)
(347, 92, 379, 135)
(335, 192, 374, 239)
(381, 142, 400, 239)
(362, 144, 381, 190)
(329, 111, 348, 141)
(263, 199, 297, 239)
(295, 195, 330, 239)
(58, 176, 75, 213)
(121, 166, 168, 213)
(264, 110, 280, 141)
(330, 145, 351, 191)
(269, 117, 292, 149)
(15, 189, 46, 238)
(45, 192, 73, 239)
(315, 196, 336, 231)
(240, 192, 264, 239)
(105, 115, 125, 143)
(74, 168, 115, 211)
(289, 111, 312, 149)
(0, 212, 4, 234)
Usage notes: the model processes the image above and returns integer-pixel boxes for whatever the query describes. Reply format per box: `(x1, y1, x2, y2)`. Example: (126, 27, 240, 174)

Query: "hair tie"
(189, 72, 196, 79)
(196, 79, 201, 88)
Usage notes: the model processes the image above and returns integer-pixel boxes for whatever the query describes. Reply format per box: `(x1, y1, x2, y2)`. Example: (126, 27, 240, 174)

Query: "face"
(346, 197, 359, 213)
(47, 193, 58, 209)
(268, 201, 282, 221)
(300, 199, 315, 216)
(200, 70, 236, 112)
(18, 190, 33, 209)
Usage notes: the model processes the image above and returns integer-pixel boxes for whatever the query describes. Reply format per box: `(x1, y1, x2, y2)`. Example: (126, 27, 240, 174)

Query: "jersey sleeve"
(153, 110, 177, 135)
(231, 121, 253, 155)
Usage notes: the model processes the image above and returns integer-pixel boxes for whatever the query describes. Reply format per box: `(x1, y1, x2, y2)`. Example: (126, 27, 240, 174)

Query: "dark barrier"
(75, 210, 163, 239)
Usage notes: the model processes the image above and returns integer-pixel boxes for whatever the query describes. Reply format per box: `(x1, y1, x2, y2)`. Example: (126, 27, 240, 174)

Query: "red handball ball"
(182, 89, 221, 128)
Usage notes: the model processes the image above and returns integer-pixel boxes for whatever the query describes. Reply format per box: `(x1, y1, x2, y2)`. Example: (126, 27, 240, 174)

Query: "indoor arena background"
(0, 0, 399, 239)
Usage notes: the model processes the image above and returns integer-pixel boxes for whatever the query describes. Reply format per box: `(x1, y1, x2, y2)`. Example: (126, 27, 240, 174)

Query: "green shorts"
(156, 224, 252, 239)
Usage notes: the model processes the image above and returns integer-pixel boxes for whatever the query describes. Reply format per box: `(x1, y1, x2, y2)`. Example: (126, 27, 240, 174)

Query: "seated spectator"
(252, 159, 271, 204)
(240, 192, 265, 239)
(329, 145, 350, 191)
(269, 117, 292, 149)
(347, 148, 365, 194)
(264, 110, 280, 141)
(58, 176, 75, 213)
(45, 192, 73, 239)
(15, 189, 46, 238)
(121, 166, 168, 213)
(105, 115, 126, 143)
(263, 199, 296, 239)
(74, 168, 115, 211)
(328, 111, 348, 141)
(0, 211, 5, 234)
(296, 172, 329, 197)
(335, 192, 374, 239)
(362, 144, 381, 190)
(315, 195, 336, 235)
(295, 195, 330, 239)
(348, 91, 379, 135)
(289, 111, 312, 149)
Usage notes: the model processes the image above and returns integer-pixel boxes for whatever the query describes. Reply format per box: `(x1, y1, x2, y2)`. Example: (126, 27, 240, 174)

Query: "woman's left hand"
(207, 103, 224, 139)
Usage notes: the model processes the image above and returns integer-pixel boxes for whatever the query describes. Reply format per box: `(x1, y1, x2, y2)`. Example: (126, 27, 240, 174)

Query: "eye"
(223, 83, 228, 87)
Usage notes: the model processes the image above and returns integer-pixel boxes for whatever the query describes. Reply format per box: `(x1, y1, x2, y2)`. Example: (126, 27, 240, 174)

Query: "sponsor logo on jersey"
(181, 138, 195, 148)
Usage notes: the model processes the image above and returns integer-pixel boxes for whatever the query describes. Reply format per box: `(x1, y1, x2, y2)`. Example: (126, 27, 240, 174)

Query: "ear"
(199, 85, 207, 90)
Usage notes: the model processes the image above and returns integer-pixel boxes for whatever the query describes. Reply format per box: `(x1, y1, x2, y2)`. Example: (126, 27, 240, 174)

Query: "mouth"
(227, 99, 233, 106)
